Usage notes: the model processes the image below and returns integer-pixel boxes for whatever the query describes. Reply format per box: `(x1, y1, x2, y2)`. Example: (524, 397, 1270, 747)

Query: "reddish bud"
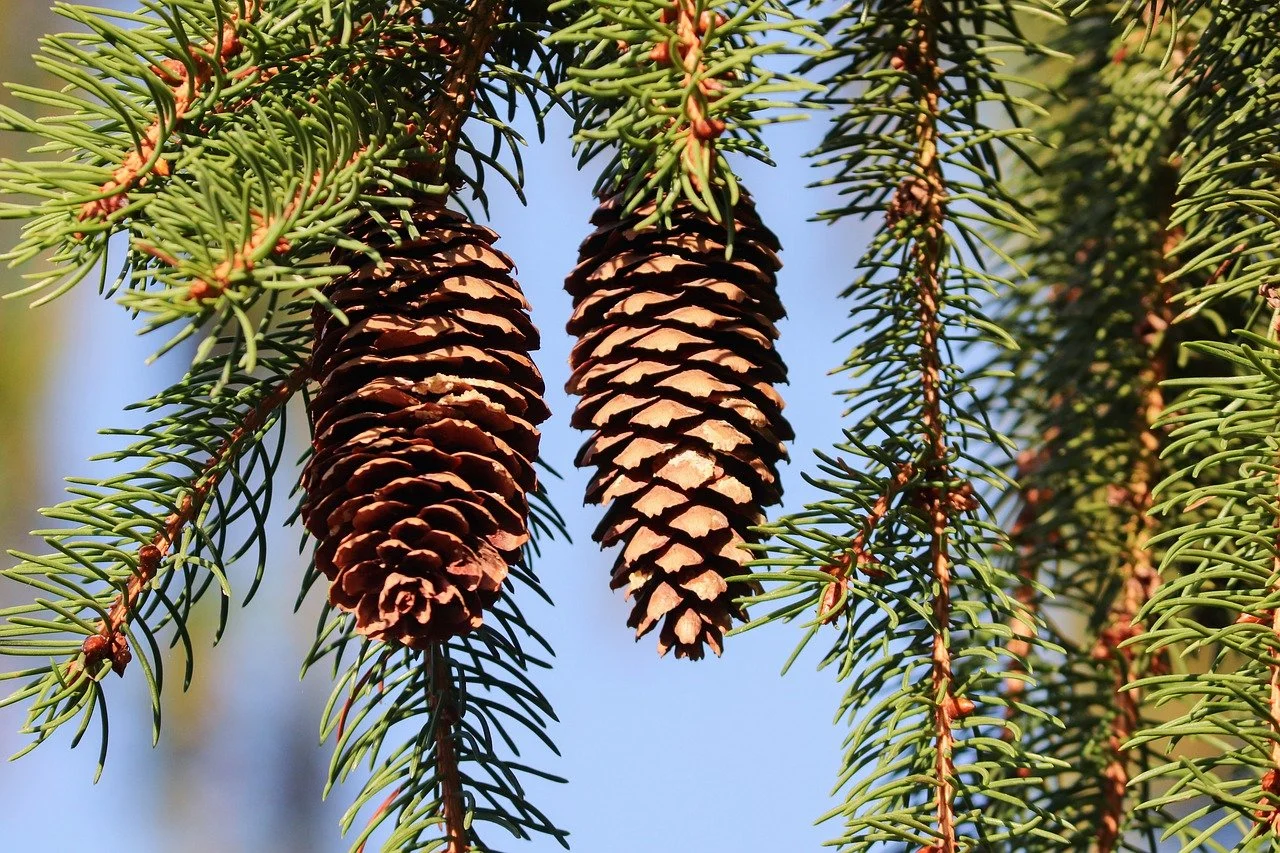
(138, 544, 162, 570)
(697, 11, 725, 32)
(109, 634, 132, 676)
(692, 117, 726, 140)
(81, 634, 109, 662)
(189, 280, 222, 301)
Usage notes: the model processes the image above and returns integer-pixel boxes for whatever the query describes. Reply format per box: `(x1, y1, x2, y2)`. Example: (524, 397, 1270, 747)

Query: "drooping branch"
(73, 362, 309, 680)
(900, 2, 962, 848)
(1092, 219, 1178, 852)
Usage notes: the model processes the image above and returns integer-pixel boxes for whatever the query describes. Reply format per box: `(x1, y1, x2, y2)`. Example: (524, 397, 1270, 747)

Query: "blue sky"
(0, 37, 876, 853)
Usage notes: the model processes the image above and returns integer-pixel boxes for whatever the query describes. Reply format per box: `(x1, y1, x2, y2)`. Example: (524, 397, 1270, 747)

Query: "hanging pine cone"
(566, 193, 791, 659)
(301, 200, 547, 648)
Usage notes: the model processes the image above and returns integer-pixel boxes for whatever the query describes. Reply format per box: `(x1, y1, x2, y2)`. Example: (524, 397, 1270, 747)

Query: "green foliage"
(741, 1, 1070, 850)
(550, 0, 817, 225)
(1121, 3, 1280, 849)
(0, 0, 1277, 849)
(0, 320, 306, 776)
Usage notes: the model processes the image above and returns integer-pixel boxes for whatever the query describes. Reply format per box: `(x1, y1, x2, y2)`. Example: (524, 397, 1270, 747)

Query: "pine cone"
(566, 194, 791, 659)
(302, 201, 547, 648)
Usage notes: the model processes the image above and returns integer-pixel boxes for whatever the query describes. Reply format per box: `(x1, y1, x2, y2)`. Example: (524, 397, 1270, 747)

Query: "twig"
(415, 0, 507, 184)
(73, 362, 310, 680)
(79, 2, 259, 221)
(432, 649, 469, 853)
(819, 461, 915, 621)
(355, 786, 405, 853)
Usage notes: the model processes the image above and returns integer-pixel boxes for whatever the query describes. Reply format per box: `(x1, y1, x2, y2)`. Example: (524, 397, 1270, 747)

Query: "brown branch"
(897, 3, 961, 850)
(412, 0, 507, 185)
(79, 2, 259, 221)
(72, 363, 309, 681)
(647, 0, 728, 184)
(1091, 162, 1184, 853)
(820, 462, 915, 621)
(432, 648, 469, 853)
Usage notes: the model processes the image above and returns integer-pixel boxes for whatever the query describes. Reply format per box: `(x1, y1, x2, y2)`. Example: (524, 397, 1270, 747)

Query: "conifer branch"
(900, 3, 963, 844)
(418, 0, 505, 181)
(72, 362, 308, 682)
(1093, 215, 1178, 852)
(1116, 4, 1280, 845)
(984, 12, 1204, 846)
(0, 323, 308, 767)
(0, 0, 572, 846)
(742, 1, 1064, 848)
(78, 1, 258, 221)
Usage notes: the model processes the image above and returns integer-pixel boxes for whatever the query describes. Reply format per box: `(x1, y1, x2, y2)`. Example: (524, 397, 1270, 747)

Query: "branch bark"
(900, 3, 961, 849)
(432, 648, 469, 853)
(416, 0, 506, 183)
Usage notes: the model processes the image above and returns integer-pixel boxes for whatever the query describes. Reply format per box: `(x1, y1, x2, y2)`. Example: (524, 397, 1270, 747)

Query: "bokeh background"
(0, 4, 875, 850)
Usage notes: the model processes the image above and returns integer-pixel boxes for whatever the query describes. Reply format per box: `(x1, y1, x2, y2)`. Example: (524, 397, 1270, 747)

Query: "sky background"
(0, 6, 876, 851)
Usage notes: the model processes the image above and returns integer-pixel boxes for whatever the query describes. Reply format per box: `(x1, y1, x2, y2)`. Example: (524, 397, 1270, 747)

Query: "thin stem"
(400, 4, 507, 846)
(433, 648, 468, 853)
(820, 462, 915, 620)
(417, 0, 507, 182)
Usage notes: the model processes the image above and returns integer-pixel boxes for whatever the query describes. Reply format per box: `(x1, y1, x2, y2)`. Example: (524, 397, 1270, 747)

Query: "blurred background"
(0, 4, 872, 850)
